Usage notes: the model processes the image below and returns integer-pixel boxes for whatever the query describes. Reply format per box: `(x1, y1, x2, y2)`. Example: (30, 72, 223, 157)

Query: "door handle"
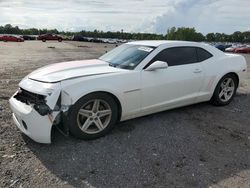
(193, 69, 202, 73)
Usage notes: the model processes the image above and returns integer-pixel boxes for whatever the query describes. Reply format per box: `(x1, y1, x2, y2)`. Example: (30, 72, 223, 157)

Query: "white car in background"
(107, 39, 118, 44)
(9, 41, 247, 143)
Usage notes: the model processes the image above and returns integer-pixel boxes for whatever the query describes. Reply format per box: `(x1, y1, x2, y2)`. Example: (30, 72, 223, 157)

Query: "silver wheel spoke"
(224, 93, 229, 101)
(81, 118, 92, 131)
(79, 109, 92, 118)
(98, 109, 111, 117)
(225, 78, 232, 86)
(221, 83, 226, 89)
(94, 118, 104, 130)
(227, 86, 234, 92)
(219, 77, 235, 102)
(92, 100, 100, 112)
(219, 90, 224, 98)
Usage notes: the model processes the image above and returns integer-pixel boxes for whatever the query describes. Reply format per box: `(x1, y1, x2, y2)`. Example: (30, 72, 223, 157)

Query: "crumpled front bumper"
(9, 96, 54, 144)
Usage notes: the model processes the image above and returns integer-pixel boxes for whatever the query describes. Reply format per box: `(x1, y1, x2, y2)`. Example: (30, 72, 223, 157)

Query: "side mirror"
(145, 61, 168, 71)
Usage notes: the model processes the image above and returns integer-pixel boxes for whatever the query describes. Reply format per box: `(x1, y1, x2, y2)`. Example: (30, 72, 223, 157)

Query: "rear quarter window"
(196, 48, 213, 62)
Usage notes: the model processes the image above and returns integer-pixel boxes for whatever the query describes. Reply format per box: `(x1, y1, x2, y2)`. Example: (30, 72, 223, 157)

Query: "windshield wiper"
(108, 63, 117, 67)
(103, 60, 122, 69)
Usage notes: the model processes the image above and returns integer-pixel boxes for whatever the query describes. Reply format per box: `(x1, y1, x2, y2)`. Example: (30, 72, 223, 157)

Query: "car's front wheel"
(68, 93, 118, 140)
(211, 74, 238, 106)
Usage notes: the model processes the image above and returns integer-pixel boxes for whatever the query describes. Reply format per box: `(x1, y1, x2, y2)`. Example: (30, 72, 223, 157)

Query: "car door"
(47, 34, 52, 40)
(6, 36, 10, 41)
(140, 47, 204, 113)
(9, 36, 15, 41)
(51, 34, 56, 40)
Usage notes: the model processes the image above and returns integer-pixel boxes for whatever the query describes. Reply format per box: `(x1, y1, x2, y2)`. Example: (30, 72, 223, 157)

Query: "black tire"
(42, 39, 46, 42)
(210, 73, 238, 106)
(67, 92, 118, 140)
(58, 38, 62, 42)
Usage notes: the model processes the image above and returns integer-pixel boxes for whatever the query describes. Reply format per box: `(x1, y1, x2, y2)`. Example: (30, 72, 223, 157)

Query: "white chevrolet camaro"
(9, 41, 247, 143)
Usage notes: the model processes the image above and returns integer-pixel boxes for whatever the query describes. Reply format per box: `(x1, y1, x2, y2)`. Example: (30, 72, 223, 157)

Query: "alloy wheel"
(219, 78, 235, 102)
(77, 99, 112, 134)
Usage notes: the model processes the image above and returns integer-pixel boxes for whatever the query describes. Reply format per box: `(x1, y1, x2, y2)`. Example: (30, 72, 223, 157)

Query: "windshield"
(99, 44, 155, 70)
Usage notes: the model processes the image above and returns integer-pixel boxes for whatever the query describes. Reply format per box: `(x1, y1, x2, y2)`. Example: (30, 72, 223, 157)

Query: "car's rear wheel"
(68, 93, 118, 140)
(211, 74, 238, 106)
(42, 39, 46, 42)
(58, 38, 62, 42)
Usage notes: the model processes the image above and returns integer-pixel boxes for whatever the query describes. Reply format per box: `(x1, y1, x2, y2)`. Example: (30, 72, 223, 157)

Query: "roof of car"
(127, 40, 203, 47)
(127, 40, 225, 57)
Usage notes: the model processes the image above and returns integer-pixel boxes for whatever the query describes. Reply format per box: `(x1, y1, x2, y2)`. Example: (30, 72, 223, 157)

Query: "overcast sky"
(0, 0, 249, 34)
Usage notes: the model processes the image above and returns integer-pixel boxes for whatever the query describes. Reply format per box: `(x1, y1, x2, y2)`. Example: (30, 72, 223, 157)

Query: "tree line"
(0, 24, 250, 43)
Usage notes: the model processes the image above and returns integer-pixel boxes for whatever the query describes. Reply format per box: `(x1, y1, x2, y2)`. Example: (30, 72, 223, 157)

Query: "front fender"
(60, 72, 141, 120)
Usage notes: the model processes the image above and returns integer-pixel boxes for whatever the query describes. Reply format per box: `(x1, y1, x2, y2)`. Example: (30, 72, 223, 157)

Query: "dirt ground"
(0, 41, 250, 188)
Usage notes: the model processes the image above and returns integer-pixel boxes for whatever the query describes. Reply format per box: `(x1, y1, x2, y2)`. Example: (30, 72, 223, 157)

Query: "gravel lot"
(0, 41, 250, 188)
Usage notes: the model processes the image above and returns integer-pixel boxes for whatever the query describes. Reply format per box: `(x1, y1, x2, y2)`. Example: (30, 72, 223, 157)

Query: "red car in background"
(235, 46, 250, 54)
(0, 35, 24, 42)
(37, 34, 63, 42)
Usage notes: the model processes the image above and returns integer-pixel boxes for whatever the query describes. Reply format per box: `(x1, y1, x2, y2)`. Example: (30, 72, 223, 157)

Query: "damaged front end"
(14, 88, 51, 116)
(9, 78, 71, 144)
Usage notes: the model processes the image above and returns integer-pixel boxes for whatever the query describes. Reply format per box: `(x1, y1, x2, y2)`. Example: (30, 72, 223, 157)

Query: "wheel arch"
(212, 72, 239, 93)
(74, 91, 123, 122)
(222, 72, 239, 88)
(211, 71, 239, 99)
(210, 72, 239, 105)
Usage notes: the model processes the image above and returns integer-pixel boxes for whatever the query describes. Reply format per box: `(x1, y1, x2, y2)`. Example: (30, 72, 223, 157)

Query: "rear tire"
(68, 93, 118, 140)
(210, 74, 238, 106)
(58, 38, 62, 42)
(42, 39, 46, 42)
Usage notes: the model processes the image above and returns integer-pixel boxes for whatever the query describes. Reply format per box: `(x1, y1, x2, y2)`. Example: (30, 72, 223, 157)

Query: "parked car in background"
(225, 46, 238, 53)
(107, 39, 118, 44)
(117, 39, 127, 43)
(9, 41, 247, 143)
(22, 35, 36, 40)
(62, 35, 72, 41)
(0, 35, 24, 42)
(72, 35, 89, 42)
(37, 34, 63, 42)
(235, 46, 250, 54)
(215, 44, 226, 52)
(90, 38, 103, 43)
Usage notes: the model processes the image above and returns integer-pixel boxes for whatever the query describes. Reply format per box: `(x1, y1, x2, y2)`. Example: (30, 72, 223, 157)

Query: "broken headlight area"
(14, 88, 52, 116)
(33, 104, 51, 116)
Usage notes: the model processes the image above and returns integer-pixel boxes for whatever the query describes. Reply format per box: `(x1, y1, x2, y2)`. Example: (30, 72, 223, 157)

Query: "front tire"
(68, 93, 118, 140)
(210, 74, 238, 106)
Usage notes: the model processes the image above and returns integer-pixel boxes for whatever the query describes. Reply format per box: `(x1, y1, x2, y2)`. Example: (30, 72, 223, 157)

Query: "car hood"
(28, 59, 125, 83)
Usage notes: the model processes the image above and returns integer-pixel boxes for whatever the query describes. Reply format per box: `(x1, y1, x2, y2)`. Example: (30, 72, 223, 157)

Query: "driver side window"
(148, 47, 198, 68)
